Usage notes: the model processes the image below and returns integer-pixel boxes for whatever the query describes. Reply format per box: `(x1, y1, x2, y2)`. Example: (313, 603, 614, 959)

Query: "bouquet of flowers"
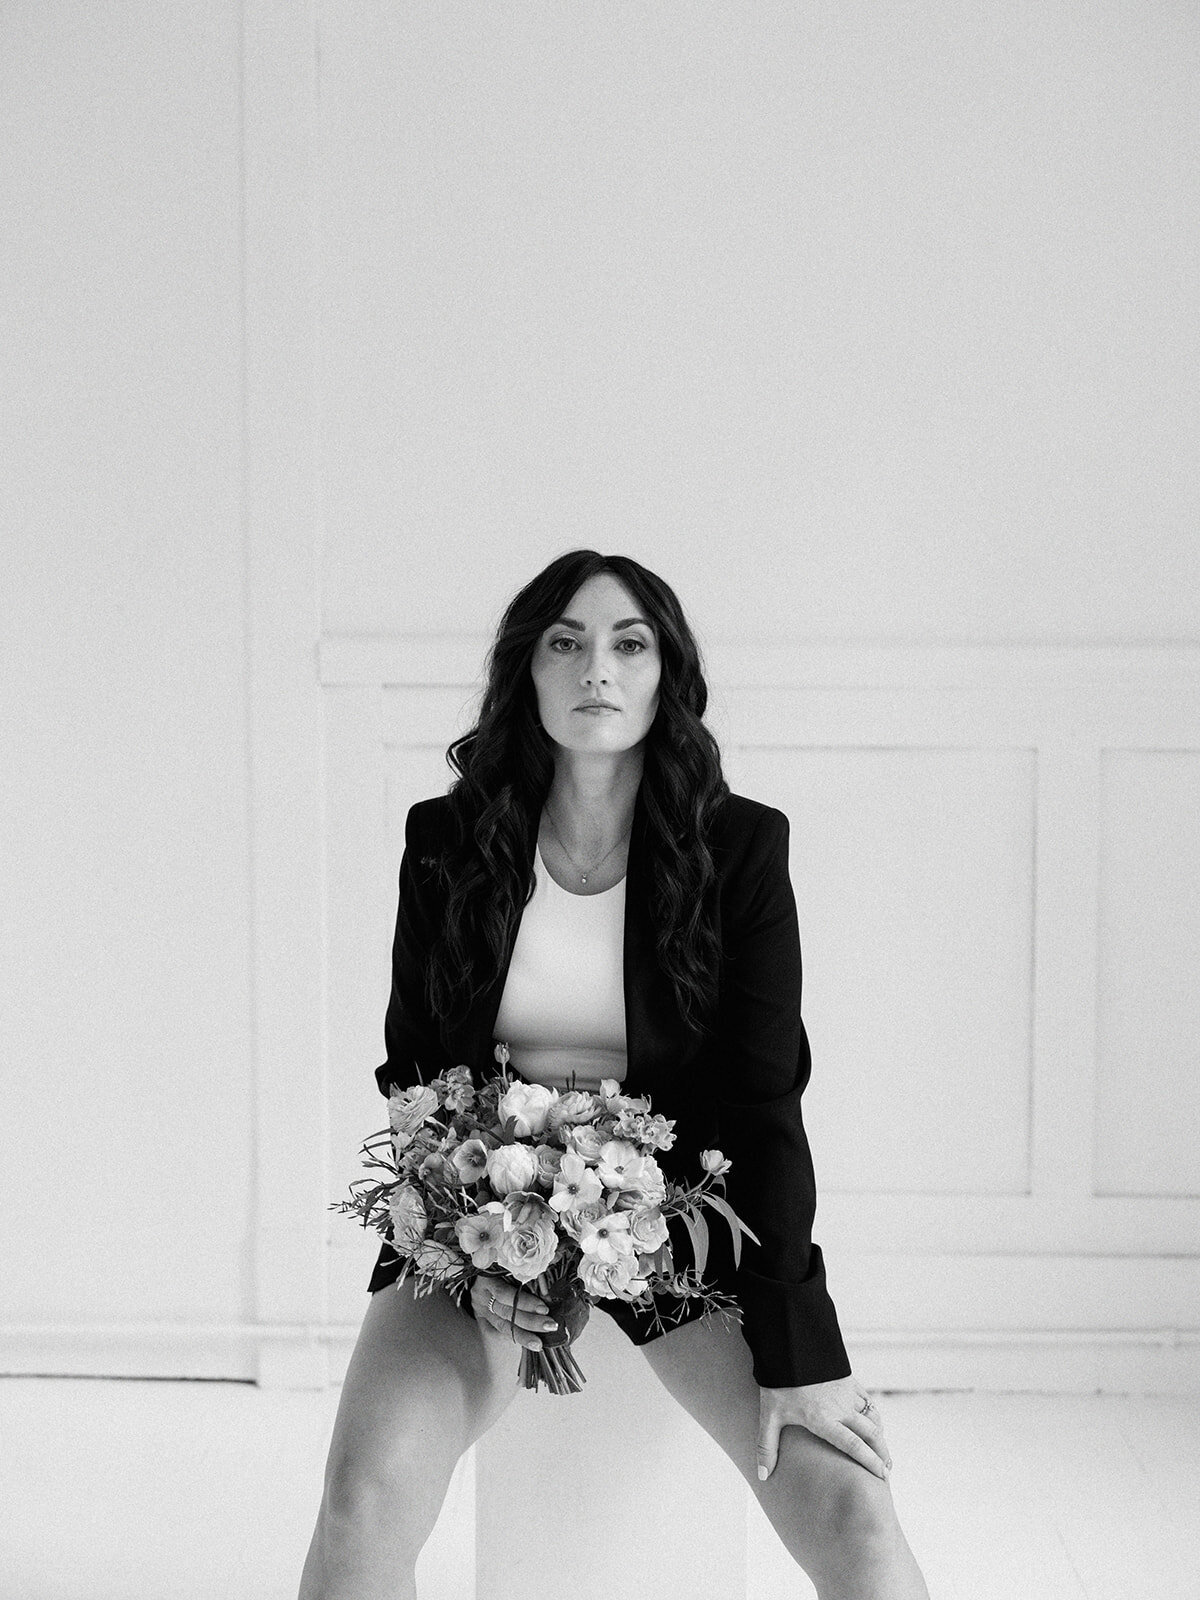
(332, 1042, 760, 1394)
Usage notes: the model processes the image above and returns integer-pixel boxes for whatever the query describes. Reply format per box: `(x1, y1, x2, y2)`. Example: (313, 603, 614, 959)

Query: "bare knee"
(801, 1456, 903, 1589)
(322, 1385, 469, 1538)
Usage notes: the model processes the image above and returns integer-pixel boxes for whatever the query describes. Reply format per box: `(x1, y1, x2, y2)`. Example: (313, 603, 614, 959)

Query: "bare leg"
(638, 1312, 929, 1600)
(298, 1282, 524, 1600)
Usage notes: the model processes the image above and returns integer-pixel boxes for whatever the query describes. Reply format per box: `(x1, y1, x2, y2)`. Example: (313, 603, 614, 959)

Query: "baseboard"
(4, 1322, 1198, 1393)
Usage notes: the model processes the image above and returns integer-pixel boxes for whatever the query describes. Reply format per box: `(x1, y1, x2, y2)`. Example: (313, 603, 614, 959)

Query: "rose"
(627, 1206, 670, 1253)
(387, 1184, 428, 1252)
(497, 1082, 558, 1138)
(531, 1143, 564, 1188)
(455, 1202, 510, 1269)
(451, 1137, 491, 1185)
(577, 1253, 648, 1300)
(566, 1123, 606, 1162)
(495, 1197, 560, 1283)
(485, 1143, 540, 1196)
(700, 1148, 732, 1177)
(558, 1199, 607, 1240)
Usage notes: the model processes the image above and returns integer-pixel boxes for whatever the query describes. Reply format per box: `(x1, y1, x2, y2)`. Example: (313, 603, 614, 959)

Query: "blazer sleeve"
(371, 802, 478, 1319)
(374, 801, 455, 1098)
(714, 806, 852, 1389)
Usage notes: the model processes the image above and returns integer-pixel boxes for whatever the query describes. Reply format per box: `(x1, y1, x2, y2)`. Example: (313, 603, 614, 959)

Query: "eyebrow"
(551, 615, 653, 631)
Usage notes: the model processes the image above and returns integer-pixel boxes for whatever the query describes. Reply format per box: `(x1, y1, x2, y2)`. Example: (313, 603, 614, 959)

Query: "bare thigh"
(637, 1311, 913, 1586)
(320, 1280, 524, 1540)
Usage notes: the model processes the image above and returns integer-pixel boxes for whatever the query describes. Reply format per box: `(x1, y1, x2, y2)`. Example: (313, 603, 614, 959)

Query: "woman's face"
(530, 573, 662, 758)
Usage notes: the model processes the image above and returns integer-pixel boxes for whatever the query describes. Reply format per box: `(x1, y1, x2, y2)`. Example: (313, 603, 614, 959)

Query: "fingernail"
(757, 1464, 768, 1481)
(541, 1319, 558, 1331)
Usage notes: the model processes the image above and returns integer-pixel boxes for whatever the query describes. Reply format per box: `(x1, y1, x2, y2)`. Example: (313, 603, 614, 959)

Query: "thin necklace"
(543, 806, 628, 885)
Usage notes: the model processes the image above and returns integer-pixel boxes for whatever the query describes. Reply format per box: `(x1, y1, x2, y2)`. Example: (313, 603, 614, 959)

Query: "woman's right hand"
(469, 1274, 560, 1351)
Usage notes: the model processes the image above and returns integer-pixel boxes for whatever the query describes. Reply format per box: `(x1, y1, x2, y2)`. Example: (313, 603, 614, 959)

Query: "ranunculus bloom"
(627, 1206, 670, 1253)
(549, 1150, 604, 1214)
(455, 1202, 510, 1269)
(389, 1084, 440, 1136)
(577, 1253, 648, 1300)
(451, 1137, 491, 1185)
(548, 1090, 599, 1129)
(497, 1081, 558, 1138)
(700, 1148, 732, 1176)
(495, 1197, 560, 1283)
(387, 1184, 428, 1252)
(486, 1142, 540, 1196)
(577, 1211, 635, 1264)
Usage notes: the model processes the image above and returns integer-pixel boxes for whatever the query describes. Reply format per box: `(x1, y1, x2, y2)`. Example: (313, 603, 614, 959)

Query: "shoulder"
(402, 793, 457, 871)
(711, 791, 790, 882)
(713, 790, 789, 851)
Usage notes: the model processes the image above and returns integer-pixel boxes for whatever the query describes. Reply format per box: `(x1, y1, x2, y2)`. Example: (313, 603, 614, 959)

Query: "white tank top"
(492, 842, 628, 1093)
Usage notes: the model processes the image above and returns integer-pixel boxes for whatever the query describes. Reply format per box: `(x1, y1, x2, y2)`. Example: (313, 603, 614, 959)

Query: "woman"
(299, 551, 929, 1600)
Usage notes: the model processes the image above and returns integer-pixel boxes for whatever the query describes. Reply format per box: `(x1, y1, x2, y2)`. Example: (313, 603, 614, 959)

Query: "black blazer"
(373, 781, 851, 1389)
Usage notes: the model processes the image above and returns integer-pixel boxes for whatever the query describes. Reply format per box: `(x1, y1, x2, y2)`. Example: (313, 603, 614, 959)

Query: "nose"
(580, 647, 611, 689)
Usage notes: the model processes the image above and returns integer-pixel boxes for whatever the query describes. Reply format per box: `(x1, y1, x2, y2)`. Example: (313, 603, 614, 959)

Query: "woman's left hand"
(756, 1376, 892, 1482)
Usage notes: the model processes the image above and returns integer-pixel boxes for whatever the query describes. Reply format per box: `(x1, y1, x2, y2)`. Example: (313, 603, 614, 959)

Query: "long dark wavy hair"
(425, 550, 731, 1039)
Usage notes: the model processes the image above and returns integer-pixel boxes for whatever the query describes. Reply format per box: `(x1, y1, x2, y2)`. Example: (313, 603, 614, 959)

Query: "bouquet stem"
(516, 1269, 588, 1393)
(519, 1341, 586, 1394)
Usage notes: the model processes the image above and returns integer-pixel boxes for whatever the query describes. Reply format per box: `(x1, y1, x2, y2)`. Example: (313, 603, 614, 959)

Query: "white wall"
(318, 0, 1198, 645)
(4, 1, 1199, 1592)
(1, 2, 253, 1355)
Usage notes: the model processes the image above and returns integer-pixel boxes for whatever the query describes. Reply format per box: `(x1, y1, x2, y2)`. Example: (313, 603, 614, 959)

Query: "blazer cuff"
(735, 1246, 853, 1389)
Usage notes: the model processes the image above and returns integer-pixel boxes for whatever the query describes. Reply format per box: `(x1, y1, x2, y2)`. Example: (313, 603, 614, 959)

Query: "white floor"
(3, 1378, 1199, 1600)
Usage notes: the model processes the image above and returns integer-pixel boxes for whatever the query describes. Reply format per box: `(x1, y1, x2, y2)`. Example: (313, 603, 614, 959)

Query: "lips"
(575, 703, 619, 712)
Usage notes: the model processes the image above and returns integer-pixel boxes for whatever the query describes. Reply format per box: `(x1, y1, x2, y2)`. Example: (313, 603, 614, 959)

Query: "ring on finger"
(858, 1396, 875, 1415)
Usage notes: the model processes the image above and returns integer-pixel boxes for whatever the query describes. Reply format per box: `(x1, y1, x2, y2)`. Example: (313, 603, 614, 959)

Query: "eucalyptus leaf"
(699, 1192, 761, 1269)
(679, 1207, 710, 1281)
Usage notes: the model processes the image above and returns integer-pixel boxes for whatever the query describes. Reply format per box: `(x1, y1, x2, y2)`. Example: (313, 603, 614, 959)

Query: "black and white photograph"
(3, 4, 1198, 1597)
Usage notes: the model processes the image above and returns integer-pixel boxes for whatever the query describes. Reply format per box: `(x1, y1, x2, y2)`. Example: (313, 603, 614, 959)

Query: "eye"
(546, 634, 651, 655)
